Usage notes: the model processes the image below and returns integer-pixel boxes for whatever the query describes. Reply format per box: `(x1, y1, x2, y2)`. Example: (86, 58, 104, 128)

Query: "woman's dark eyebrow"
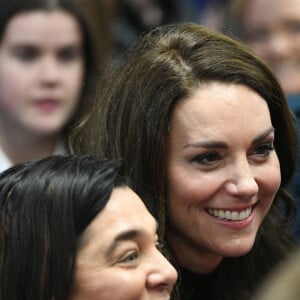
(106, 229, 140, 256)
(251, 127, 275, 144)
(184, 140, 228, 149)
(106, 221, 159, 257)
(184, 127, 275, 149)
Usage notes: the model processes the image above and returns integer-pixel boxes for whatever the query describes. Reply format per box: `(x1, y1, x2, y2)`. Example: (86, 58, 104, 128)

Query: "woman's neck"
(0, 127, 59, 165)
(167, 229, 223, 274)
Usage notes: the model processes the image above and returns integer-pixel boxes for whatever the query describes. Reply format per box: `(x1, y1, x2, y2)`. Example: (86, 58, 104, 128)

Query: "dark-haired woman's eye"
(14, 46, 38, 62)
(254, 143, 274, 157)
(118, 250, 139, 265)
(192, 152, 221, 166)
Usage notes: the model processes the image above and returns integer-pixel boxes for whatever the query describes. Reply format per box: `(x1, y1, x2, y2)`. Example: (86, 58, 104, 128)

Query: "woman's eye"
(286, 21, 300, 34)
(192, 152, 220, 165)
(253, 143, 274, 157)
(14, 47, 38, 61)
(250, 28, 270, 43)
(119, 250, 139, 264)
(58, 47, 82, 62)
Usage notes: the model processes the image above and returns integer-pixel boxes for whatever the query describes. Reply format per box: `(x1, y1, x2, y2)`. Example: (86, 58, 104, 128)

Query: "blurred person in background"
(0, 0, 98, 173)
(197, 0, 232, 33)
(80, 0, 209, 66)
(225, 0, 300, 239)
(253, 248, 300, 300)
(108, 0, 198, 64)
(227, 0, 300, 95)
(76, 0, 113, 69)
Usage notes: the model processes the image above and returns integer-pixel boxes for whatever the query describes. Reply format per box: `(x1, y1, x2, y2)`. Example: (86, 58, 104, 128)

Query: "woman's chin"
(217, 238, 256, 258)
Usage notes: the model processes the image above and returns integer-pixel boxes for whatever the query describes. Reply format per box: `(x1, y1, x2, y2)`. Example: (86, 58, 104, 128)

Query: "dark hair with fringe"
(0, 155, 127, 300)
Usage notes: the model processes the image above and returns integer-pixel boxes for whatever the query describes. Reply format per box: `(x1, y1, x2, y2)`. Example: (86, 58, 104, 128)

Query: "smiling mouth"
(207, 207, 252, 221)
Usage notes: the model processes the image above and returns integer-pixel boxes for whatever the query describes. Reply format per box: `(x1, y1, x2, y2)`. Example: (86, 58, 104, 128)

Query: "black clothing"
(177, 259, 253, 300)
(178, 267, 216, 300)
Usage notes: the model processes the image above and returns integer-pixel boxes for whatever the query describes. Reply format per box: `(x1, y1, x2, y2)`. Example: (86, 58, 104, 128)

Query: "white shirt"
(0, 138, 68, 174)
(0, 146, 11, 173)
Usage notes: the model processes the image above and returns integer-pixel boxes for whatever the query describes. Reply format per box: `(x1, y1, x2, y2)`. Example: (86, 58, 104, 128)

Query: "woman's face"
(0, 10, 84, 136)
(71, 187, 177, 300)
(243, 0, 300, 94)
(166, 82, 281, 273)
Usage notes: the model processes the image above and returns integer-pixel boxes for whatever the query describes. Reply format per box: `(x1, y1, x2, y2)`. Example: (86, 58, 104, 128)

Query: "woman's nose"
(225, 158, 259, 198)
(266, 32, 293, 61)
(146, 248, 178, 293)
(39, 56, 61, 85)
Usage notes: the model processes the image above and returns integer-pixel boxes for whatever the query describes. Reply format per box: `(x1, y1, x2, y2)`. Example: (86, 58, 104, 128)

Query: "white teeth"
(208, 207, 251, 221)
(219, 210, 225, 218)
(231, 211, 239, 221)
(225, 211, 231, 219)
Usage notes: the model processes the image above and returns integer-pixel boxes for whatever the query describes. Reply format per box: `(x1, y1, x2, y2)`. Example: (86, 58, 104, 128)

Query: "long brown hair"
(71, 23, 297, 299)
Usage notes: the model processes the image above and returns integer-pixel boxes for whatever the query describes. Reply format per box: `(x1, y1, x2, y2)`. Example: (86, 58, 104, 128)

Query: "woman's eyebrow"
(184, 140, 228, 149)
(105, 229, 140, 256)
(183, 127, 275, 149)
(251, 127, 275, 145)
(105, 220, 158, 257)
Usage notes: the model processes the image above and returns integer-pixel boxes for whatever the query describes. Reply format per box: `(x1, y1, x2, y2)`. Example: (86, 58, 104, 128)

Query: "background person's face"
(71, 187, 177, 300)
(0, 10, 84, 135)
(243, 0, 300, 94)
(165, 82, 281, 273)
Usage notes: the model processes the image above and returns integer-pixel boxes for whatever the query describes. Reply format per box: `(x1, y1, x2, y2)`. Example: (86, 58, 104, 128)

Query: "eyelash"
(14, 48, 81, 63)
(58, 48, 82, 62)
(15, 48, 38, 62)
(191, 142, 275, 166)
(252, 142, 275, 157)
(192, 152, 220, 166)
(118, 250, 139, 264)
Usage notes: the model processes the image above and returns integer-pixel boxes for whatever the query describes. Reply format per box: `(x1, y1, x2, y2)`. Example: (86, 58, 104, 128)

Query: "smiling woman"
(71, 23, 298, 300)
(166, 83, 281, 272)
(0, 155, 177, 300)
(226, 0, 300, 240)
(227, 0, 300, 95)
